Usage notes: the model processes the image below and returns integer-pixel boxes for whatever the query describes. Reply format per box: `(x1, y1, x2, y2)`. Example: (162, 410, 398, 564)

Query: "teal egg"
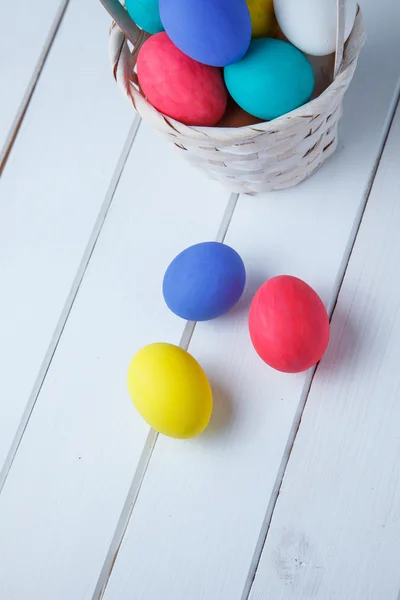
(126, 0, 164, 34)
(224, 38, 314, 121)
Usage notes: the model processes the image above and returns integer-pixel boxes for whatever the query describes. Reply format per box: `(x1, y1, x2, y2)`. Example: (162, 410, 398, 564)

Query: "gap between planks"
(6, 63, 397, 599)
(0, 117, 141, 495)
(0, 0, 70, 174)
(92, 191, 239, 600)
(86, 80, 400, 597)
(240, 83, 400, 600)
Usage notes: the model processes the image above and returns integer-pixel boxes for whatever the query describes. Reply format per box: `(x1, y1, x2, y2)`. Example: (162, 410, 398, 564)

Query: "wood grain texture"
(0, 116, 229, 600)
(0, 0, 134, 477)
(100, 0, 400, 598)
(249, 101, 400, 600)
(0, 0, 68, 167)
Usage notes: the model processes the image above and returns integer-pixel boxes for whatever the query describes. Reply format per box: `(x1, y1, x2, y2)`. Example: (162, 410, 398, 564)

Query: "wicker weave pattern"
(109, 8, 365, 194)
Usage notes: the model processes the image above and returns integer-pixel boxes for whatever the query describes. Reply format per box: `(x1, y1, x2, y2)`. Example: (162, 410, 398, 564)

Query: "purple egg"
(159, 0, 251, 67)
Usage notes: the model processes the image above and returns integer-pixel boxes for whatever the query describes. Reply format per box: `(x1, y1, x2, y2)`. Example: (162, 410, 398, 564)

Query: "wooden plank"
(99, 1, 400, 599)
(0, 0, 68, 168)
(249, 101, 400, 600)
(0, 0, 135, 478)
(0, 78, 230, 600)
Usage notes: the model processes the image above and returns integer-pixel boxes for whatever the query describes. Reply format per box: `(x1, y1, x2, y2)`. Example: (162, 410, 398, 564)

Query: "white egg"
(274, 0, 357, 56)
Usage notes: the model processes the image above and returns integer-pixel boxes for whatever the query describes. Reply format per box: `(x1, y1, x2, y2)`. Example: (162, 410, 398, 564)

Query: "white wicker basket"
(101, 0, 365, 194)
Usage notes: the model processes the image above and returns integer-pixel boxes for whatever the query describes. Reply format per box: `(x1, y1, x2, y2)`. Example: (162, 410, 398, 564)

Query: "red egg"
(137, 32, 227, 126)
(249, 275, 330, 373)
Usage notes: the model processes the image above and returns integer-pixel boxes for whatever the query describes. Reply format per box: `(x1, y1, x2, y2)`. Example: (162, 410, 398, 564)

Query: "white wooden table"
(1, 1, 400, 598)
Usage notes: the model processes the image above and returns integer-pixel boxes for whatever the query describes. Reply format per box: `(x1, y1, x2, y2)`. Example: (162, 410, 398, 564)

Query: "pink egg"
(249, 275, 330, 373)
(137, 32, 227, 126)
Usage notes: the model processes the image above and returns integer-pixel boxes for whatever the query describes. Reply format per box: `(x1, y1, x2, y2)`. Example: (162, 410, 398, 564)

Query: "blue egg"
(159, 0, 251, 67)
(224, 38, 314, 121)
(125, 0, 164, 35)
(163, 242, 246, 321)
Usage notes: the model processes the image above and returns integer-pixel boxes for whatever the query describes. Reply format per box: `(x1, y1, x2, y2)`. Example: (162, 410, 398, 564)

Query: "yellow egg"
(246, 0, 276, 38)
(127, 343, 212, 439)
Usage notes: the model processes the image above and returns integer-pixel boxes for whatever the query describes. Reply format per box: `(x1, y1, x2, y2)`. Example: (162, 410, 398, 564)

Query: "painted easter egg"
(137, 33, 227, 126)
(128, 343, 212, 438)
(246, 0, 276, 38)
(224, 38, 314, 121)
(163, 242, 246, 321)
(125, 0, 164, 34)
(274, 0, 357, 56)
(216, 97, 264, 127)
(159, 0, 251, 67)
(248, 275, 330, 373)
